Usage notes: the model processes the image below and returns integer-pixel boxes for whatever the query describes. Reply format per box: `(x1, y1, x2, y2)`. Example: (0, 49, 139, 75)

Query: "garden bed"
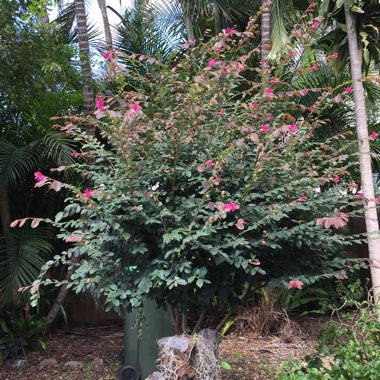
(0, 320, 319, 380)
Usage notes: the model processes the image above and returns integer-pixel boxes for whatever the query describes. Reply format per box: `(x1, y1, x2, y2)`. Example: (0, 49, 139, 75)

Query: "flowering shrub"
(17, 16, 367, 328)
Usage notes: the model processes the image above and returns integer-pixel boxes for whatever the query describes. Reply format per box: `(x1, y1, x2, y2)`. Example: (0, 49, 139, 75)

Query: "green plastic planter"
(120, 299, 174, 379)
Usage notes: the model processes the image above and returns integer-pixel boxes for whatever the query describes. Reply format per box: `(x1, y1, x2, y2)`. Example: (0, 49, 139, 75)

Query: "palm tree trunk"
(97, 0, 113, 49)
(214, 2, 222, 35)
(261, 0, 272, 63)
(344, 0, 380, 304)
(180, 0, 194, 41)
(46, 0, 95, 326)
(75, 0, 95, 122)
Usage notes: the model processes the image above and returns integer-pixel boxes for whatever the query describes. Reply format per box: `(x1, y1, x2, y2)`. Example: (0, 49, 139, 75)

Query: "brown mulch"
(0, 322, 124, 380)
(219, 332, 316, 379)
(0, 319, 321, 380)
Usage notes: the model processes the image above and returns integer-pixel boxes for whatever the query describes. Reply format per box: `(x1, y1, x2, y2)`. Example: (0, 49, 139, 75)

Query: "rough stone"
(91, 357, 104, 369)
(64, 360, 84, 368)
(145, 371, 165, 380)
(157, 335, 192, 358)
(40, 358, 58, 367)
(12, 359, 28, 369)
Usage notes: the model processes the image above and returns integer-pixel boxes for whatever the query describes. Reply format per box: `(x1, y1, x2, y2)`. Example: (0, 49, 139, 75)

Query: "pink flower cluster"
(102, 51, 112, 60)
(96, 94, 105, 110)
(197, 160, 214, 173)
(288, 280, 304, 290)
(223, 201, 239, 212)
(83, 188, 93, 198)
(225, 27, 236, 36)
(34, 171, 45, 182)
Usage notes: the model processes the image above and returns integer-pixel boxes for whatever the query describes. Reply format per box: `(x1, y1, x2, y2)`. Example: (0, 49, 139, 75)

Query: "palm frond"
(0, 228, 53, 308)
(0, 140, 35, 190)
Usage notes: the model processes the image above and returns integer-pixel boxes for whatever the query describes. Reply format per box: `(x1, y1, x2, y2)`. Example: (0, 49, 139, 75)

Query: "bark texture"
(261, 0, 272, 63)
(180, 0, 194, 41)
(97, 0, 113, 49)
(46, 1, 95, 326)
(75, 0, 95, 122)
(214, 2, 222, 35)
(344, 0, 380, 302)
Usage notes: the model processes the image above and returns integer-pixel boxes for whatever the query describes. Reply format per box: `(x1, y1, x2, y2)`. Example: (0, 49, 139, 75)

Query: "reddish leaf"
(31, 218, 41, 228)
(50, 166, 66, 172)
(10, 220, 19, 228)
(316, 212, 349, 229)
(52, 180, 62, 192)
(65, 234, 83, 243)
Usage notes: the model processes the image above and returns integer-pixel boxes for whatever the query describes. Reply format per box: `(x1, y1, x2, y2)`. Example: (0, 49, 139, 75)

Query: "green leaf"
(219, 360, 232, 370)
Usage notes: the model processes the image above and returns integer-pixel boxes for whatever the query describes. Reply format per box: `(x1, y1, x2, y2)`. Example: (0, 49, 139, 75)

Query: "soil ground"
(0, 320, 319, 380)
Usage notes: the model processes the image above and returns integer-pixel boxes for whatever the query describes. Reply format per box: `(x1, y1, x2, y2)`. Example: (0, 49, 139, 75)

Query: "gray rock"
(157, 335, 192, 357)
(12, 359, 28, 369)
(91, 357, 104, 369)
(40, 358, 58, 367)
(145, 371, 165, 380)
(64, 360, 84, 368)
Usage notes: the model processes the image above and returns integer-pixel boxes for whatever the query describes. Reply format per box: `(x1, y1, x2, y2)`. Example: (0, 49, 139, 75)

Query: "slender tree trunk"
(97, 0, 113, 49)
(261, 0, 272, 63)
(180, 0, 194, 41)
(75, 0, 95, 121)
(214, 2, 222, 35)
(46, 0, 95, 326)
(344, 0, 380, 303)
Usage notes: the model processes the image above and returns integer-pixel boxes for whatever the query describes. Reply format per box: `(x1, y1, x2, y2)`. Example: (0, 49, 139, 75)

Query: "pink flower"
(205, 160, 213, 169)
(102, 51, 112, 60)
(309, 2, 317, 8)
(261, 124, 270, 133)
(289, 123, 298, 133)
(311, 63, 318, 71)
(334, 175, 340, 183)
(190, 36, 195, 43)
(301, 194, 307, 201)
(83, 188, 93, 198)
(345, 86, 353, 94)
(264, 88, 274, 97)
(95, 94, 105, 110)
(251, 102, 258, 109)
(289, 50, 295, 57)
(357, 193, 364, 200)
(270, 77, 280, 84)
(71, 151, 78, 158)
(308, 106, 315, 112)
(208, 59, 217, 68)
(219, 109, 225, 116)
(370, 131, 378, 140)
(71, 117, 77, 122)
(312, 21, 319, 29)
(288, 280, 304, 290)
(131, 103, 142, 111)
(225, 27, 235, 35)
(224, 201, 239, 212)
(34, 171, 45, 182)
(268, 114, 274, 121)
(235, 218, 247, 230)
(331, 52, 338, 59)
(96, 100, 105, 109)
